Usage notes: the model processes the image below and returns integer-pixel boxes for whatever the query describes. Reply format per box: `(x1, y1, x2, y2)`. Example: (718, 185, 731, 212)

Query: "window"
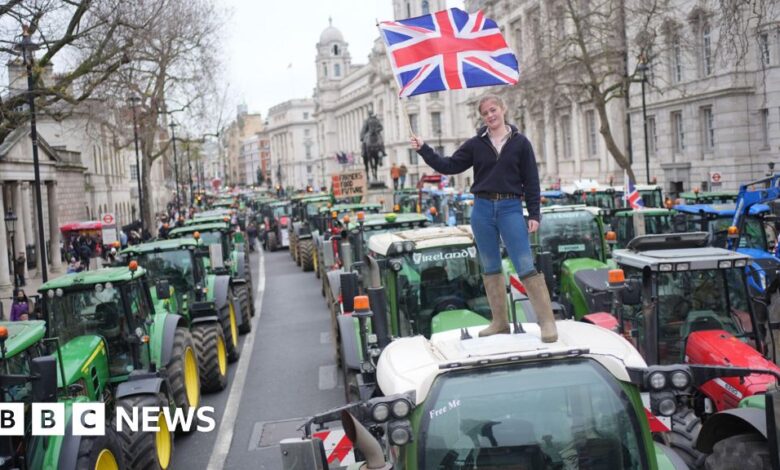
(761, 108, 770, 148)
(511, 19, 523, 61)
(702, 24, 713, 76)
(305, 144, 312, 158)
(431, 112, 442, 135)
(410, 173, 419, 187)
(303, 112, 309, 120)
(585, 110, 598, 156)
(406, 2, 411, 17)
(672, 111, 685, 153)
(332, 44, 340, 56)
(701, 107, 715, 152)
(435, 145, 444, 156)
(536, 119, 546, 161)
(408, 148, 418, 165)
(671, 35, 683, 83)
(647, 116, 657, 156)
(560, 115, 572, 159)
(130, 164, 138, 179)
(409, 113, 418, 134)
(304, 128, 310, 136)
(430, 92, 439, 99)
(322, 62, 327, 77)
(759, 32, 771, 66)
(334, 63, 341, 77)
(306, 165, 312, 174)
(421, 0, 429, 14)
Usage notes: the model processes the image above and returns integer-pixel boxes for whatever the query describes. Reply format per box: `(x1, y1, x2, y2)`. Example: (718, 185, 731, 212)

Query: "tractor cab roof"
(169, 222, 229, 237)
(39, 266, 147, 291)
(120, 238, 199, 255)
(612, 208, 675, 217)
(540, 204, 601, 216)
(673, 203, 770, 217)
(362, 212, 428, 227)
(0, 321, 46, 358)
(187, 215, 231, 225)
(376, 321, 647, 404)
(317, 202, 381, 214)
(195, 209, 230, 218)
(614, 233, 750, 271)
(291, 194, 330, 203)
(679, 190, 738, 202)
(368, 225, 474, 255)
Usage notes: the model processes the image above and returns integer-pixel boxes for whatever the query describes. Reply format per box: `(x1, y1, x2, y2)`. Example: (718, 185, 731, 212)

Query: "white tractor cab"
(280, 321, 780, 469)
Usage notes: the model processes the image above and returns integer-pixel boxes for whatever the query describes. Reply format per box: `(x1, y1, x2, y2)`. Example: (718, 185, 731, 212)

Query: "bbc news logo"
(0, 403, 216, 436)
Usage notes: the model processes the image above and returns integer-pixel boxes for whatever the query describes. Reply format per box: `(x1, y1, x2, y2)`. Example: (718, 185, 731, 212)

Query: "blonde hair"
(477, 94, 506, 115)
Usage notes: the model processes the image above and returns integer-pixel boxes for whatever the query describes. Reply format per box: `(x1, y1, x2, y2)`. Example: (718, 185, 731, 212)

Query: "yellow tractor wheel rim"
(156, 412, 172, 469)
(217, 334, 227, 375)
(313, 250, 318, 271)
(94, 449, 119, 470)
(184, 347, 200, 408)
(229, 303, 238, 347)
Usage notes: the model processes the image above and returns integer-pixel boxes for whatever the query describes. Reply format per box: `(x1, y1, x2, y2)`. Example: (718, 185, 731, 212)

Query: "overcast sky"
(222, 0, 463, 118)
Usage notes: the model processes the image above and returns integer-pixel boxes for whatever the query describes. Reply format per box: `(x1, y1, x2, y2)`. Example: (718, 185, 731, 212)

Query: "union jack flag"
(378, 8, 519, 97)
(624, 172, 645, 210)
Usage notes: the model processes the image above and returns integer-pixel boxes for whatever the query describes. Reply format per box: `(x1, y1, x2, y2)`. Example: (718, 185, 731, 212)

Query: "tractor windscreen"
(420, 360, 646, 469)
(538, 211, 604, 272)
(615, 213, 674, 248)
(639, 189, 663, 208)
(580, 191, 621, 209)
(654, 268, 750, 364)
(710, 216, 767, 251)
(272, 205, 289, 218)
(396, 245, 488, 337)
(136, 250, 196, 300)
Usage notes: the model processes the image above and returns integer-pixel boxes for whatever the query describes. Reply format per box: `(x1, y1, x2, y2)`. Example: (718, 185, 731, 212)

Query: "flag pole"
(376, 20, 416, 138)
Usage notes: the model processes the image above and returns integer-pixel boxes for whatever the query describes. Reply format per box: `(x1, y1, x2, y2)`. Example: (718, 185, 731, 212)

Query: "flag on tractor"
(378, 8, 519, 97)
(624, 171, 644, 209)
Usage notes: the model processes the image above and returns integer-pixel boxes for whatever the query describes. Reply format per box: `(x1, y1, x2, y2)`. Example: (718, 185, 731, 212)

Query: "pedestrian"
(78, 241, 91, 271)
(247, 222, 258, 252)
(13, 252, 25, 287)
(399, 164, 408, 189)
(410, 93, 557, 342)
(390, 163, 400, 190)
(10, 289, 29, 321)
(67, 257, 81, 274)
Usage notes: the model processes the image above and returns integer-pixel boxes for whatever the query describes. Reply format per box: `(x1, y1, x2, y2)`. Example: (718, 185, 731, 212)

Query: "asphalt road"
(171, 247, 345, 470)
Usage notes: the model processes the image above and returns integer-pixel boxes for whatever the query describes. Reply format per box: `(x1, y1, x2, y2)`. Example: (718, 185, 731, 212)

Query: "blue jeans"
(470, 198, 536, 277)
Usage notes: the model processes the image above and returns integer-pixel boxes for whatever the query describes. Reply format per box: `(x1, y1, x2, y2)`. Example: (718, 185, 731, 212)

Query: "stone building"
(266, 99, 319, 190)
(222, 105, 264, 187)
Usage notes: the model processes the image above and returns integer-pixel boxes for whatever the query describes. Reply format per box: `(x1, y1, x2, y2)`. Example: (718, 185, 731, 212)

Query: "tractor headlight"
(371, 402, 391, 422)
(388, 421, 412, 446)
(734, 259, 748, 268)
(391, 398, 412, 419)
(403, 241, 415, 252)
(719, 260, 733, 269)
(391, 241, 404, 255)
(56, 289, 64, 298)
(649, 371, 667, 390)
(390, 259, 403, 272)
(47, 290, 55, 298)
(659, 264, 673, 272)
(670, 370, 691, 389)
(657, 397, 677, 417)
(675, 263, 689, 271)
(95, 283, 103, 293)
(105, 282, 113, 290)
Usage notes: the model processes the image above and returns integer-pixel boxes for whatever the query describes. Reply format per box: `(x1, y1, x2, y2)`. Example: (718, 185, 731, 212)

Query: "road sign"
(101, 213, 118, 245)
(102, 213, 115, 225)
(332, 171, 366, 198)
(711, 172, 722, 183)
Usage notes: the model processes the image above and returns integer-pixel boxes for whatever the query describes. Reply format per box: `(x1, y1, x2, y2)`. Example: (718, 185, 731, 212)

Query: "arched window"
(422, 0, 429, 14)
(322, 62, 328, 77)
(332, 44, 340, 56)
(334, 63, 341, 77)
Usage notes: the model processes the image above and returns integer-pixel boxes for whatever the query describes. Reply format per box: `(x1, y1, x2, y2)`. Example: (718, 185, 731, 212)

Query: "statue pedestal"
(368, 181, 387, 190)
(364, 184, 394, 211)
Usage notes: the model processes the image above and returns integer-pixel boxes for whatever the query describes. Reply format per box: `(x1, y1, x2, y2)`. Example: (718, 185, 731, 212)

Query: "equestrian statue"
(360, 111, 386, 182)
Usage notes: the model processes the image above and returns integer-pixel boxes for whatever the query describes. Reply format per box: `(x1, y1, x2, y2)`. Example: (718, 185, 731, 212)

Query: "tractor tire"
(705, 433, 771, 470)
(330, 300, 342, 368)
(167, 328, 200, 433)
(222, 292, 241, 363)
(268, 232, 278, 252)
(299, 240, 314, 272)
(295, 243, 302, 266)
(115, 393, 173, 470)
(75, 427, 125, 470)
(669, 409, 706, 469)
(290, 235, 298, 262)
(321, 274, 327, 298)
(191, 322, 228, 392)
(237, 285, 252, 334)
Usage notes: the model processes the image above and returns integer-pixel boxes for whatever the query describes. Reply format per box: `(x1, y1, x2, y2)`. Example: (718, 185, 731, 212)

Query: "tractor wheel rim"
(229, 303, 238, 347)
(94, 449, 119, 470)
(217, 334, 227, 375)
(313, 251, 318, 270)
(156, 411, 172, 469)
(184, 347, 200, 408)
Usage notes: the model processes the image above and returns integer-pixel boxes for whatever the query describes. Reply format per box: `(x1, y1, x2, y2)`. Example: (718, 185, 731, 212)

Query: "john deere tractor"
(38, 265, 201, 469)
(281, 319, 778, 469)
(121, 238, 230, 391)
(168, 222, 253, 340)
(288, 194, 332, 271)
(0, 320, 125, 470)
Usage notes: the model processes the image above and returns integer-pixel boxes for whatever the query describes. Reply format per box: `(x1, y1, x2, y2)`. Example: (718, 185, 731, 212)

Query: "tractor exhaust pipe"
(367, 287, 390, 349)
(340, 411, 390, 470)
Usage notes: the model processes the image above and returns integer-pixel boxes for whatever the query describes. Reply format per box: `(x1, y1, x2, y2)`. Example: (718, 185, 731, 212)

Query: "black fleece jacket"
(417, 124, 542, 221)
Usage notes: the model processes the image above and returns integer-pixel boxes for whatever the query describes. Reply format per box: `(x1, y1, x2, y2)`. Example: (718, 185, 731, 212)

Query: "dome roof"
(319, 18, 343, 43)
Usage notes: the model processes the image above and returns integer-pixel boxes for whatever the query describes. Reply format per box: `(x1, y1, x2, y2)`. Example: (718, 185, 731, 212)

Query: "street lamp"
(15, 25, 48, 283)
(169, 122, 181, 214)
(637, 54, 651, 185)
(129, 96, 144, 227)
(4, 209, 16, 287)
(185, 139, 194, 206)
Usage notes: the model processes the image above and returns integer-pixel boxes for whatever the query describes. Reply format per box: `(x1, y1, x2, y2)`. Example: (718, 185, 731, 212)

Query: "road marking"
(207, 250, 265, 470)
(320, 331, 331, 344)
(318, 365, 338, 390)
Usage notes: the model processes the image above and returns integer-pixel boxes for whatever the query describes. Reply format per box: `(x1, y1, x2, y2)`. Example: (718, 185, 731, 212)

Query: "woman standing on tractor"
(410, 94, 557, 342)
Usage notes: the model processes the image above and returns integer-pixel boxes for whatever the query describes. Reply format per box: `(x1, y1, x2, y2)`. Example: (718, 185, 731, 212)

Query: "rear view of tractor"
(288, 194, 332, 270)
(260, 200, 291, 251)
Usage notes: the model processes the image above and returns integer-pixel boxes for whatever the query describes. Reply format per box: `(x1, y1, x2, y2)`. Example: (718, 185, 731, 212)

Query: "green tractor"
(281, 321, 775, 469)
(120, 238, 230, 392)
(312, 203, 382, 279)
(0, 320, 125, 470)
(38, 265, 202, 469)
(609, 208, 677, 249)
(168, 222, 254, 340)
(288, 194, 332, 271)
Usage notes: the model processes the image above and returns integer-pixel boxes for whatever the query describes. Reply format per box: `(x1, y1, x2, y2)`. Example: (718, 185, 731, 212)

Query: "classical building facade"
(313, 1, 474, 190)
(222, 105, 264, 187)
(465, 0, 780, 193)
(266, 99, 319, 190)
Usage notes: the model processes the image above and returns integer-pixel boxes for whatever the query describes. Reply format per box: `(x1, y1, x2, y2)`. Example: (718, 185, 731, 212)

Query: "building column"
(47, 181, 63, 273)
(0, 182, 13, 293)
(20, 182, 36, 277)
(12, 183, 28, 282)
